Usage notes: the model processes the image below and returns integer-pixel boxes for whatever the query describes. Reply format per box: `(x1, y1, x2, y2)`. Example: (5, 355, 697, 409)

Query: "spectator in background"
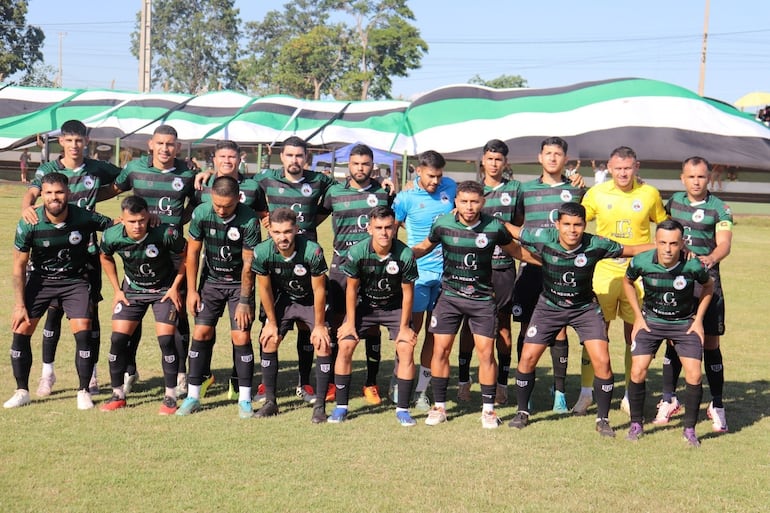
(592, 160, 608, 186)
(709, 164, 724, 192)
(19, 148, 30, 183)
(239, 152, 249, 175)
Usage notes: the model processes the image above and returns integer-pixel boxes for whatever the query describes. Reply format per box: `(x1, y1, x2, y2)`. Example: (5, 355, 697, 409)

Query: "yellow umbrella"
(734, 91, 770, 109)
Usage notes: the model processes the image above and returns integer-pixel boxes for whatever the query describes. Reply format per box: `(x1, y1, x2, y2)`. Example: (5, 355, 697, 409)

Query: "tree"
(130, 0, 240, 93)
(16, 63, 56, 87)
(469, 74, 528, 89)
(0, 0, 45, 83)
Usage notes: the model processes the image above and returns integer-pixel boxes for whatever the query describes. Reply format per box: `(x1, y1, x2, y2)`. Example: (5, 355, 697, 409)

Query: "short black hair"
(153, 124, 178, 138)
(682, 156, 710, 171)
(656, 218, 684, 236)
(60, 120, 88, 137)
(418, 150, 445, 169)
(121, 195, 149, 214)
(540, 137, 568, 153)
(482, 139, 509, 156)
(349, 144, 374, 160)
(609, 146, 637, 161)
(557, 201, 586, 221)
(456, 180, 484, 196)
(40, 171, 69, 189)
(215, 140, 240, 153)
(211, 175, 240, 198)
(369, 205, 395, 221)
(282, 136, 308, 154)
(269, 207, 297, 225)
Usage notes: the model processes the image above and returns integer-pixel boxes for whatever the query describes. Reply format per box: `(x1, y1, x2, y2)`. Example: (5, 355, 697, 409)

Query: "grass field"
(0, 182, 768, 513)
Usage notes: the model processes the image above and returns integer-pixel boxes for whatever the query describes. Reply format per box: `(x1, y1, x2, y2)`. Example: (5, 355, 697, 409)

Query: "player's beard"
(45, 200, 66, 217)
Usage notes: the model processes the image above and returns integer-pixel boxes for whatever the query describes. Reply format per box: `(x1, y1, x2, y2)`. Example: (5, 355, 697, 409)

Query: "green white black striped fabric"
(252, 236, 328, 303)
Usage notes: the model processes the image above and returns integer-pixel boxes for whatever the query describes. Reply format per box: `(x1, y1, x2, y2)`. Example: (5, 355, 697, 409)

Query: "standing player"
(330, 206, 419, 426)
(624, 220, 713, 447)
(177, 176, 261, 418)
(322, 144, 393, 405)
(412, 181, 533, 429)
(252, 208, 332, 423)
(456, 139, 521, 405)
(654, 157, 733, 431)
(512, 137, 585, 413)
(99, 196, 186, 414)
(110, 125, 197, 395)
(22, 119, 122, 398)
(575, 146, 667, 415)
(392, 150, 457, 410)
(507, 202, 651, 437)
(5, 172, 113, 410)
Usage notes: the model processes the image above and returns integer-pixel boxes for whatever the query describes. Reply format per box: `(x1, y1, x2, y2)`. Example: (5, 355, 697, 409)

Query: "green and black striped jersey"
(188, 202, 261, 285)
(15, 205, 112, 281)
(483, 178, 522, 269)
(428, 212, 513, 301)
(340, 236, 418, 310)
(626, 250, 711, 324)
(195, 172, 264, 212)
(252, 235, 328, 303)
(101, 223, 185, 293)
(519, 227, 624, 309)
(515, 176, 585, 230)
(33, 157, 121, 211)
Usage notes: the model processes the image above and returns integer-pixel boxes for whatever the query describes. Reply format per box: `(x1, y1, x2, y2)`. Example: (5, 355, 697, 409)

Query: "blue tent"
(312, 142, 403, 172)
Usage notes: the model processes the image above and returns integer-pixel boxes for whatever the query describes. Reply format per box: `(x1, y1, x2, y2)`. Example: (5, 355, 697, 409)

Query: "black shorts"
(429, 292, 497, 339)
(631, 320, 703, 360)
(195, 281, 254, 331)
(25, 276, 92, 320)
(354, 305, 409, 341)
(511, 263, 542, 323)
(112, 291, 178, 325)
(524, 296, 608, 345)
(258, 295, 319, 337)
(327, 266, 347, 316)
(697, 280, 725, 337)
(492, 265, 516, 314)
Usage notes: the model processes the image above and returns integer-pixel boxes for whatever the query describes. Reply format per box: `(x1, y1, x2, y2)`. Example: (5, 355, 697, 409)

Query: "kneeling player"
(99, 196, 186, 414)
(330, 206, 419, 426)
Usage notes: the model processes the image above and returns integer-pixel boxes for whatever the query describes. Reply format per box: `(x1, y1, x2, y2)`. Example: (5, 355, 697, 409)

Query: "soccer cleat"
(363, 385, 382, 405)
(553, 390, 569, 413)
(414, 391, 431, 412)
(175, 397, 201, 416)
(571, 391, 593, 416)
(481, 410, 503, 429)
(77, 390, 94, 410)
(706, 402, 728, 433)
(626, 422, 644, 441)
(254, 400, 279, 418)
(123, 372, 139, 395)
(595, 418, 616, 437)
(494, 383, 508, 406)
(325, 383, 335, 402)
(100, 395, 127, 412)
(200, 374, 215, 399)
(508, 411, 529, 429)
(4, 389, 31, 409)
(327, 407, 348, 424)
(227, 380, 238, 401)
(683, 427, 701, 448)
(296, 385, 317, 404)
(396, 410, 416, 427)
(238, 400, 254, 419)
(36, 373, 56, 397)
(425, 406, 447, 426)
(652, 398, 682, 425)
(158, 396, 178, 415)
(253, 383, 266, 403)
(620, 395, 631, 416)
(88, 375, 100, 395)
(457, 379, 473, 402)
(311, 406, 327, 424)
(175, 373, 188, 397)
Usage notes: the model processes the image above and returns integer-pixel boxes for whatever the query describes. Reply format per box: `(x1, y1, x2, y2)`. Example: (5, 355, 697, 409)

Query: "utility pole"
(698, 0, 710, 96)
(138, 0, 152, 92)
(56, 32, 66, 87)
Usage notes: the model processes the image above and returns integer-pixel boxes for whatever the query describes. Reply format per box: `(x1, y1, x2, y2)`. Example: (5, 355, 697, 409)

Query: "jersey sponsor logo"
(501, 192, 512, 206)
(440, 192, 450, 203)
(157, 197, 174, 215)
(301, 183, 313, 197)
(145, 244, 159, 258)
(561, 271, 576, 287)
(293, 264, 307, 276)
(123, 250, 131, 257)
(366, 194, 378, 207)
(377, 278, 393, 292)
(662, 292, 678, 306)
(526, 325, 537, 338)
(139, 263, 156, 276)
(69, 231, 83, 245)
(463, 253, 478, 269)
(461, 284, 475, 295)
(574, 253, 588, 267)
(172, 177, 184, 191)
(227, 227, 240, 241)
(535, 228, 543, 237)
(475, 233, 488, 248)
(560, 190, 572, 202)
(632, 199, 642, 212)
(692, 209, 705, 223)
(386, 261, 399, 274)
(219, 246, 233, 262)
(278, 187, 286, 194)
(673, 275, 687, 290)
(83, 176, 95, 189)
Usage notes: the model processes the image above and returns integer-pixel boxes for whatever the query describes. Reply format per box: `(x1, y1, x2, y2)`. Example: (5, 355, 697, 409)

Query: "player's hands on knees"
(21, 206, 39, 225)
(396, 327, 417, 348)
(11, 305, 29, 332)
(310, 325, 331, 353)
(186, 290, 202, 317)
(259, 322, 279, 348)
(337, 322, 358, 342)
(686, 318, 705, 344)
(235, 304, 253, 331)
(161, 287, 182, 312)
(631, 317, 650, 342)
(113, 291, 130, 309)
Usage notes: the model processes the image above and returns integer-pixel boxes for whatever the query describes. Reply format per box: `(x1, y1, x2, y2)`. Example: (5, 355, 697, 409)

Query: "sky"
(23, 0, 770, 109)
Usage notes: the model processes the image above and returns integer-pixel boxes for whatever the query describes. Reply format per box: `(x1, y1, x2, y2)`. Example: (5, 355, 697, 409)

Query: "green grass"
(0, 182, 768, 513)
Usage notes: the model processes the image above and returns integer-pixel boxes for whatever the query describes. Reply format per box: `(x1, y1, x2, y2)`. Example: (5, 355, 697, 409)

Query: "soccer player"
(22, 119, 122, 398)
(5, 172, 113, 410)
(252, 208, 332, 423)
(512, 137, 585, 413)
(654, 156, 733, 431)
(330, 206, 419, 426)
(110, 124, 197, 395)
(253, 136, 336, 405)
(507, 202, 651, 437)
(322, 144, 393, 406)
(574, 146, 667, 415)
(456, 139, 521, 406)
(99, 195, 186, 414)
(392, 150, 457, 411)
(177, 176, 261, 418)
(623, 219, 714, 447)
(411, 181, 533, 429)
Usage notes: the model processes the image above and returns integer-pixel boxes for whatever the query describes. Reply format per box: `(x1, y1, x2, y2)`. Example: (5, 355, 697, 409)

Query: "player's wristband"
(239, 296, 251, 305)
